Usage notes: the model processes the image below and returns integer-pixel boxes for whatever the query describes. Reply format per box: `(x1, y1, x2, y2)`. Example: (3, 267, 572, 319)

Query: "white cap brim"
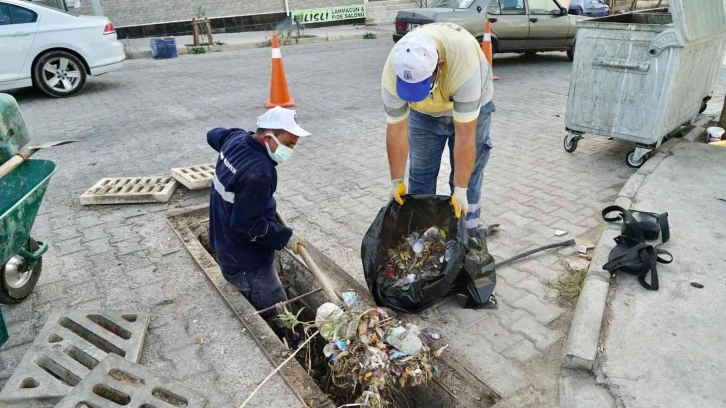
(284, 125, 310, 137)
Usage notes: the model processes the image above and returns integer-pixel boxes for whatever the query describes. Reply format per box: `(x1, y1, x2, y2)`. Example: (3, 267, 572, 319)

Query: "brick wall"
(75, 0, 363, 27)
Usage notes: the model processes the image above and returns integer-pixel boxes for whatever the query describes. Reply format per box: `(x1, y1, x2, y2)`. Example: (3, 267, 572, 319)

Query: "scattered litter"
(587, 243, 596, 250)
(427, 332, 442, 340)
(598, 344, 605, 353)
(690, 282, 704, 289)
(240, 328, 247, 334)
(624, 300, 630, 306)
(342, 291, 360, 312)
(578, 245, 588, 254)
(200, 337, 204, 345)
(377, 227, 454, 294)
(555, 230, 568, 237)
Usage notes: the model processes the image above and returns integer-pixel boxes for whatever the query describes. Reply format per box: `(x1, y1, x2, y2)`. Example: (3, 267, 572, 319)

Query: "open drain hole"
(58, 317, 127, 357)
(151, 388, 188, 407)
(20, 377, 39, 389)
(108, 368, 145, 387)
(47, 334, 63, 343)
(86, 314, 132, 340)
(93, 384, 131, 406)
(35, 355, 81, 387)
(76, 403, 102, 408)
(192, 224, 463, 407)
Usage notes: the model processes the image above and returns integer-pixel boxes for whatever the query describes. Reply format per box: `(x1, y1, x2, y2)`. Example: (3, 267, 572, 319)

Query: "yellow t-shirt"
(382, 23, 493, 124)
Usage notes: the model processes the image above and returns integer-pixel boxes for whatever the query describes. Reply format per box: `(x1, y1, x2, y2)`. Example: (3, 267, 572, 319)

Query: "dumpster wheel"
(563, 132, 582, 153)
(0, 238, 42, 304)
(626, 149, 649, 169)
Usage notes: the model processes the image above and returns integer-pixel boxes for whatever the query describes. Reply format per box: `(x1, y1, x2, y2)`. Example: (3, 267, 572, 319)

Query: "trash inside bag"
(362, 195, 497, 313)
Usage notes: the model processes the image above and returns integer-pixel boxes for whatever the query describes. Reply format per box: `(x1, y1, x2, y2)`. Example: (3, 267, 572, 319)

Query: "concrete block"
(562, 276, 610, 371)
(170, 163, 216, 190)
(503, 340, 541, 363)
(511, 294, 564, 325)
(0, 310, 149, 407)
(560, 371, 615, 408)
(54, 354, 207, 408)
(509, 315, 563, 351)
(80, 177, 177, 205)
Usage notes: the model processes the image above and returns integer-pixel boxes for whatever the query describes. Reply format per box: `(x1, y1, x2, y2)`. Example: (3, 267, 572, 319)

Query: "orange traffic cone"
(481, 21, 500, 81)
(265, 32, 295, 108)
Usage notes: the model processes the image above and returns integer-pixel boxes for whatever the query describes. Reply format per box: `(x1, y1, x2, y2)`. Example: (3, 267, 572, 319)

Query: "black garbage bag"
(362, 195, 497, 313)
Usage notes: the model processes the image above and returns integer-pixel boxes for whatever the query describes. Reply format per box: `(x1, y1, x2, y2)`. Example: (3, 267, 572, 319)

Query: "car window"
(6, 4, 38, 23)
(0, 3, 10, 25)
(496, 0, 525, 15)
(429, 0, 476, 9)
(529, 0, 562, 14)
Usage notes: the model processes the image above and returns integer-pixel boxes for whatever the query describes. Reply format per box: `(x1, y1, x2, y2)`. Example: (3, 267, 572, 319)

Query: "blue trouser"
(220, 264, 287, 319)
(408, 102, 494, 231)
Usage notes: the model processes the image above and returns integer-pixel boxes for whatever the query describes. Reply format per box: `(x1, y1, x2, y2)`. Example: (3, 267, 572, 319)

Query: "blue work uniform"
(207, 128, 292, 317)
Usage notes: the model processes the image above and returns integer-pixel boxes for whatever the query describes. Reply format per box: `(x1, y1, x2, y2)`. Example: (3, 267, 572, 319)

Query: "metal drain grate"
(0, 310, 149, 407)
(170, 164, 216, 190)
(80, 177, 177, 205)
(54, 354, 208, 408)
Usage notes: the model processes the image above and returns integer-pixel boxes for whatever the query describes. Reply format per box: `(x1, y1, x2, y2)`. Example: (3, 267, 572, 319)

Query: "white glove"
(286, 232, 306, 255)
(390, 178, 406, 205)
(452, 186, 468, 219)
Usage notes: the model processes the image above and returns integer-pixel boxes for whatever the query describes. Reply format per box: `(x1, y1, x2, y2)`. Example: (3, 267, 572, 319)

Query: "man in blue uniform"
(207, 106, 309, 319)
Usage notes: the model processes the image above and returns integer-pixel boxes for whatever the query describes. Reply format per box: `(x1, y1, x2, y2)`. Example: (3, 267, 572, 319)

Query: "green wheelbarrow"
(0, 93, 70, 347)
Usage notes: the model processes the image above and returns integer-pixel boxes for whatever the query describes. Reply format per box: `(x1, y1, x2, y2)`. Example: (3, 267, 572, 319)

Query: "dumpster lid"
(670, 0, 726, 42)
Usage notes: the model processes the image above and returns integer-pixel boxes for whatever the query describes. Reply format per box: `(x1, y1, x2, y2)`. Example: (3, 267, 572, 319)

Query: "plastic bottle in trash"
(423, 227, 440, 240)
(412, 238, 425, 254)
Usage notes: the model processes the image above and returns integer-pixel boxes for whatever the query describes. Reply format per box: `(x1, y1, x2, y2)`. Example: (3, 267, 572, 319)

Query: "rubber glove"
(285, 232, 307, 255)
(390, 178, 406, 205)
(451, 186, 468, 219)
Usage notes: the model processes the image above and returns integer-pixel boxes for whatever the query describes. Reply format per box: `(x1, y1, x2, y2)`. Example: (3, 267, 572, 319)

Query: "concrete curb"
(127, 33, 373, 59)
(562, 136, 682, 371)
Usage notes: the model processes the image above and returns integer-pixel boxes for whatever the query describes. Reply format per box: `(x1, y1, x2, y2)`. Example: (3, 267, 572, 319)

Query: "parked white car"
(0, 0, 124, 97)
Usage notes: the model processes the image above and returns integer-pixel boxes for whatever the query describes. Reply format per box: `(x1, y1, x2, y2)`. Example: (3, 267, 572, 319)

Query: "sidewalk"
(122, 24, 394, 58)
(599, 141, 726, 407)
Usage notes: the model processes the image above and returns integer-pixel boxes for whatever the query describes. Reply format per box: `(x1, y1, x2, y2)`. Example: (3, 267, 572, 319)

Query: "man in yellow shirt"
(382, 23, 494, 231)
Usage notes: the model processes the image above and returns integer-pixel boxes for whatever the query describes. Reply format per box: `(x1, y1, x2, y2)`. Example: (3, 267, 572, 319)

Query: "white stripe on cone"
(271, 48, 281, 59)
(483, 33, 491, 42)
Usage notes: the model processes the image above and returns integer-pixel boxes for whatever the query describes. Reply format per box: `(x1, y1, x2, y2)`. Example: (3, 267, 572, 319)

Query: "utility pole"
(91, 0, 103, 16)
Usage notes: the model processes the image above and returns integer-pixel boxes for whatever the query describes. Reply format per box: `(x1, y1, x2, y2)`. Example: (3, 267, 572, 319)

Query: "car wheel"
(567, 44, 575, 61)
(0, 239, 42, 304)
(33, 51, 87, 98)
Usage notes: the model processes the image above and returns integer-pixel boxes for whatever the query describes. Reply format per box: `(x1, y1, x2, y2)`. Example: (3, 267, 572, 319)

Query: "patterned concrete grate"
(170, 163, 216, 190)
(54, 354, 208, 408)
(80, 177, 177, 205)
(0, 310, 149, 407)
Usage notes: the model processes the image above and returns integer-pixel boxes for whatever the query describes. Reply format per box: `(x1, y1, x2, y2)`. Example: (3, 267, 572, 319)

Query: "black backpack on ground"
(601, 206, 673, 290)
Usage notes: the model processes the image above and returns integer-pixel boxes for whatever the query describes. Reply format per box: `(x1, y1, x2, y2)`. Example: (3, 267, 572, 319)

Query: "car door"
(0, 2, 39, 83)
(486, 0, 529, 51)
(525, 0, 570, 50)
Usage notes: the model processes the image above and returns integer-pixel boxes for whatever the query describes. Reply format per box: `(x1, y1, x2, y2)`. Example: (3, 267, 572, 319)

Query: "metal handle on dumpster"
(593, 58, 650, 73)
(275, 210, 342, 305)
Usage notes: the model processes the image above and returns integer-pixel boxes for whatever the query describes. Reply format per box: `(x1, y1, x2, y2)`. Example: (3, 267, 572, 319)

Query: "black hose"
(498, 239, 576, 267)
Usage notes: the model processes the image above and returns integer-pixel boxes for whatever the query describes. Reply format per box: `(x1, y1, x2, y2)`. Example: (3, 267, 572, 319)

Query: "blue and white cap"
(391, 34, 438, 103)
(256, 106, 310, 137)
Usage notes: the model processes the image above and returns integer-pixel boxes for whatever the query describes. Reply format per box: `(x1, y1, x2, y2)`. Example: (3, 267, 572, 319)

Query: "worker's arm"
(229, 173, 292, 249)
(383, 85, 411, 180)
(386, 120, 409, 180)
(452, 119, 477, 188)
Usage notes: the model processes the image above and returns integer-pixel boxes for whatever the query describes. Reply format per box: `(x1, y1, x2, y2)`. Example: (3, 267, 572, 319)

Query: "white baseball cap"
(256, 106, 311, 137)
(391, 34, 438, 103)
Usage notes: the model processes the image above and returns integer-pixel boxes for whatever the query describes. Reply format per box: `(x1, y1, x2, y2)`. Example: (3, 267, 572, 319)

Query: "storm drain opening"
(168, 206, 497, 408)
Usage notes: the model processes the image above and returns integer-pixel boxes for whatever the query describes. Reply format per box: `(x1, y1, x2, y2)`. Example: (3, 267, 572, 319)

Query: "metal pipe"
(284, 0, 290, 17)
(498, 239, 576, 267)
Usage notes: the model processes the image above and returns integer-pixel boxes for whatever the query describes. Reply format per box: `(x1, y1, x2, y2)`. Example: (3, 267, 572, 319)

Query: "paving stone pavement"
(0, 39, 642, 405)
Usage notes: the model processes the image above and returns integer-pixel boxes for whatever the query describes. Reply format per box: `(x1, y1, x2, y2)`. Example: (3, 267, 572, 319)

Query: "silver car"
(394, 0, 587, 60)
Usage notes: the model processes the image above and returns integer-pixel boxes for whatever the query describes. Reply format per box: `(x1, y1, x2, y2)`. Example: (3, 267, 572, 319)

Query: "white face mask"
(264, 133, 294, 164)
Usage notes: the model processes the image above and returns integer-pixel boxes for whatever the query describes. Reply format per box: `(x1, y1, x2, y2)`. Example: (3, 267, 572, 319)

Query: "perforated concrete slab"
(80, 177, 177, 205)
(0, 310, 149, 407)
(54, 354, 208, 408)
(170, 164, 216, 190)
